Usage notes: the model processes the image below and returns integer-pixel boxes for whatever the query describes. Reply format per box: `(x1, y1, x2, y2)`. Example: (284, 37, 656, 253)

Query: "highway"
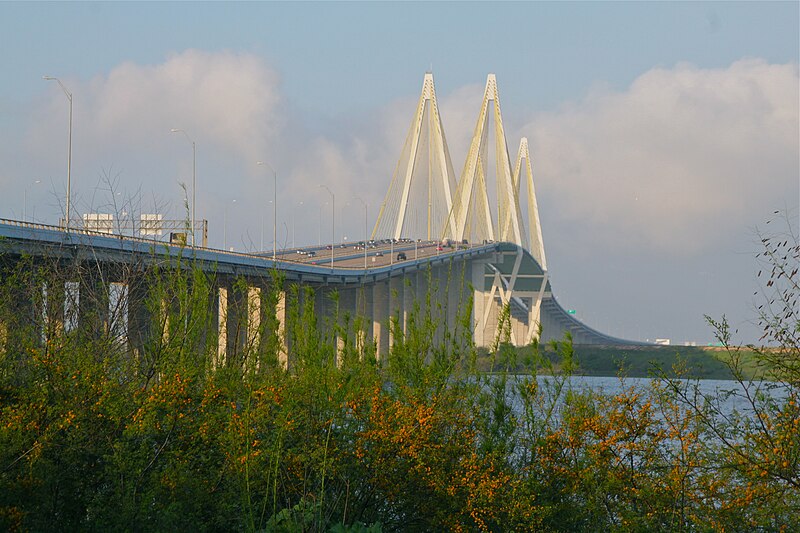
(256, 239, 474, 268)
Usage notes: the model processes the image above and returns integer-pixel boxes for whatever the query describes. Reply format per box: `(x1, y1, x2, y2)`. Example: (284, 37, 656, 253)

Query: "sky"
(0, 1, 797, 345)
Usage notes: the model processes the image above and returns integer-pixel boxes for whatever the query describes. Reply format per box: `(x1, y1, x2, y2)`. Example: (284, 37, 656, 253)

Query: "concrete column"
(0, 267, 39, 356)
(275, 289, 288, 369)
(78, 267, 109, 338)
(338, 286, 357, 364)
(447, 261, 475, 353)
(361, 284, 374, 358)
(472, 261, 487, 347)
(372, 280, 389, 361)
(246, 286, 262, 371)
(389, 275, 403, 350)
(43, 279, 67, 344)
(216, 285, 229, 368)
(229, 281, 254, 367)
(446, 262, 461, 331)
(127, 277, 151, 360)
(315, 285, 339, 364)
(414, 268, 428, 334)
(402, 273, 414, 336)
(433, 265, 448, 346)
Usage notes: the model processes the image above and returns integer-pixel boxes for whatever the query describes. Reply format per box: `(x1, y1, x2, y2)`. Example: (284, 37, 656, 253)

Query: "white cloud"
(23, 54, 797, 267)
(523, 58, 799, 254)
(31, 50, 283, 171)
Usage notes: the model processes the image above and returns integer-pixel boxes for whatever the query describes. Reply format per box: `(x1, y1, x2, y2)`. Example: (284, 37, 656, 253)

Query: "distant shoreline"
(478, 345, 768, 381)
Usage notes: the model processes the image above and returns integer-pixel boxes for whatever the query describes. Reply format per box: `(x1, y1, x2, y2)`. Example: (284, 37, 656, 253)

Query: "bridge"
(0, 73, 639, 369)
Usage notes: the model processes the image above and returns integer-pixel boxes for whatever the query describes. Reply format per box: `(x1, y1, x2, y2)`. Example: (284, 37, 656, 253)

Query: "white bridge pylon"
(372, 72, 457, 241)
(512, 137, 547, 270)
(373, 73, 533, 252)
(372, 72, 551, 346)
(446, 74, 526, 248)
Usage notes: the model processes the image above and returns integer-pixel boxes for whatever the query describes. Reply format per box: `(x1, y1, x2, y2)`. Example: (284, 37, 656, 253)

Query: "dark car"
(396, 252, 407, 261)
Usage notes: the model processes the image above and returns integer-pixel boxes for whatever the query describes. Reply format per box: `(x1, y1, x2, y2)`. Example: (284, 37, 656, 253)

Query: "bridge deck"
(0, 219, 496, 285)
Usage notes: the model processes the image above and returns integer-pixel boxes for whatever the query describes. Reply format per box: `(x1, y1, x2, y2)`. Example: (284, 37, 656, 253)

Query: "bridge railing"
(0, 218, 496, 271)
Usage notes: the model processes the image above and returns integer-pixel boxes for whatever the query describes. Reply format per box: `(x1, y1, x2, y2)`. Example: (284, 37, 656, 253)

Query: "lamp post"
(223, 199, 236, 250)
(256, 161, 277, 261)
(291, 201, 303, 249)
(319, 185, 334, 269)
(170, 128, 196, 247)
(43, 76, 72, 231)
(355, 197, 367, 269)
(23, 180, 42, 222)
(318, 204, 324, 246)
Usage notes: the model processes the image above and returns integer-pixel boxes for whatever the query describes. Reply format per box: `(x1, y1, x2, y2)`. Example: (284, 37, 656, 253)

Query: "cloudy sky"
(1, 2, 797, 345)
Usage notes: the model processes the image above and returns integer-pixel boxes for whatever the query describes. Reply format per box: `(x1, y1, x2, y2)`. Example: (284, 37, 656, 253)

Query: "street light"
(223, 199, 237, 250)
(256, 161, 277, 261)
(318, 203, 325, 246)
(319, 185, 334, 269)
(170, 128, 196, 246)
(291, 201, 304, 249)
(43, 76, 72, 231)
(355, 197, 368, 269)
(23, 180, 42, 222)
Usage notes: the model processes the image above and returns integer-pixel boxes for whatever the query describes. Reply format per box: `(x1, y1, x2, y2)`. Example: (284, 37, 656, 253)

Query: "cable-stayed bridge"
(0, 73, 640, 368)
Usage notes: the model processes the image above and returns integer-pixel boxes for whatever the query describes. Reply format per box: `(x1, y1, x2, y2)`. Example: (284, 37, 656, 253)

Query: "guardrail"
(0, 218, 496, 272)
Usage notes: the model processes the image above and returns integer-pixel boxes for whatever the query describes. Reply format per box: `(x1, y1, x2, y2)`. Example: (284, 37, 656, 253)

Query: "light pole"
(291, 201, 303, 249)
(170, 128, 196, 247)
(318, 204, 324, 246)
(355, 197, 367, 269)
(319, 185, 334, 269)
(23, 180, 42, 222)
(256, 161, 277, 261)
(223, 199, 236, 250)
(43, 76, 72, 231)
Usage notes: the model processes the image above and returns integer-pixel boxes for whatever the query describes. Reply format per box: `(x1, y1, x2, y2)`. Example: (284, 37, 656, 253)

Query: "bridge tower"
(445, 74, 527, 248)
(372, 72, 458, 241)
(512, 137, 546, 270)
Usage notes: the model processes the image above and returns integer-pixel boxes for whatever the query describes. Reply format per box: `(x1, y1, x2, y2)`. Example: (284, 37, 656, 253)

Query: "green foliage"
(0, 215, 798, 531)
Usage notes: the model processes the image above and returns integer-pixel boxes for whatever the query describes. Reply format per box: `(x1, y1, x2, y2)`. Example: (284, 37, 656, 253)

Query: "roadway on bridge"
(258, 240, 472, 269)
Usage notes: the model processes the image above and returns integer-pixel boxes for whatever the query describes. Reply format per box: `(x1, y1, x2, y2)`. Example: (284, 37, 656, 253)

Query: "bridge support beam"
(216, 284, 230, 368)
(338, 287, 357, 365)
(127, 277, 151, 364)
(389, 275, 403, 350)
(78, 267, 109, 339)
(274, 288, 288, 369)
(372, 280, 389, 362)
(355, 285, 371, 358)
(402, 275, 414, 336)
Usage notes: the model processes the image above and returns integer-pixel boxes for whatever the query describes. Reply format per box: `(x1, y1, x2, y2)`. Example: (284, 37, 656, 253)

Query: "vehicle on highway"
(375, 251, 383, 257)
(307, 251, 316, 257)
(396, 252, 406, 261)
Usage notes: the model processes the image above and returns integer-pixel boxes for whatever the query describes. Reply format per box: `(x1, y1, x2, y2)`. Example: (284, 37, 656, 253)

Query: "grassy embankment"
(480, 344, 764, 380)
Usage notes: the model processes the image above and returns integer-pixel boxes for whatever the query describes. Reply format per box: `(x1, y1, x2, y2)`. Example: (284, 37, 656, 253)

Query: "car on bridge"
(396, 252, 406, 261)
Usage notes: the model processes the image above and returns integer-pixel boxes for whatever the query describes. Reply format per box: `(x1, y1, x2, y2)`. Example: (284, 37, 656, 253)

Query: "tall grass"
(0, 230, 797, 531)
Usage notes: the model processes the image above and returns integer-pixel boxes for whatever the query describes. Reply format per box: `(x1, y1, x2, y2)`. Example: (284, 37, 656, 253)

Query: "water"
(502, 374, 791, 421)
